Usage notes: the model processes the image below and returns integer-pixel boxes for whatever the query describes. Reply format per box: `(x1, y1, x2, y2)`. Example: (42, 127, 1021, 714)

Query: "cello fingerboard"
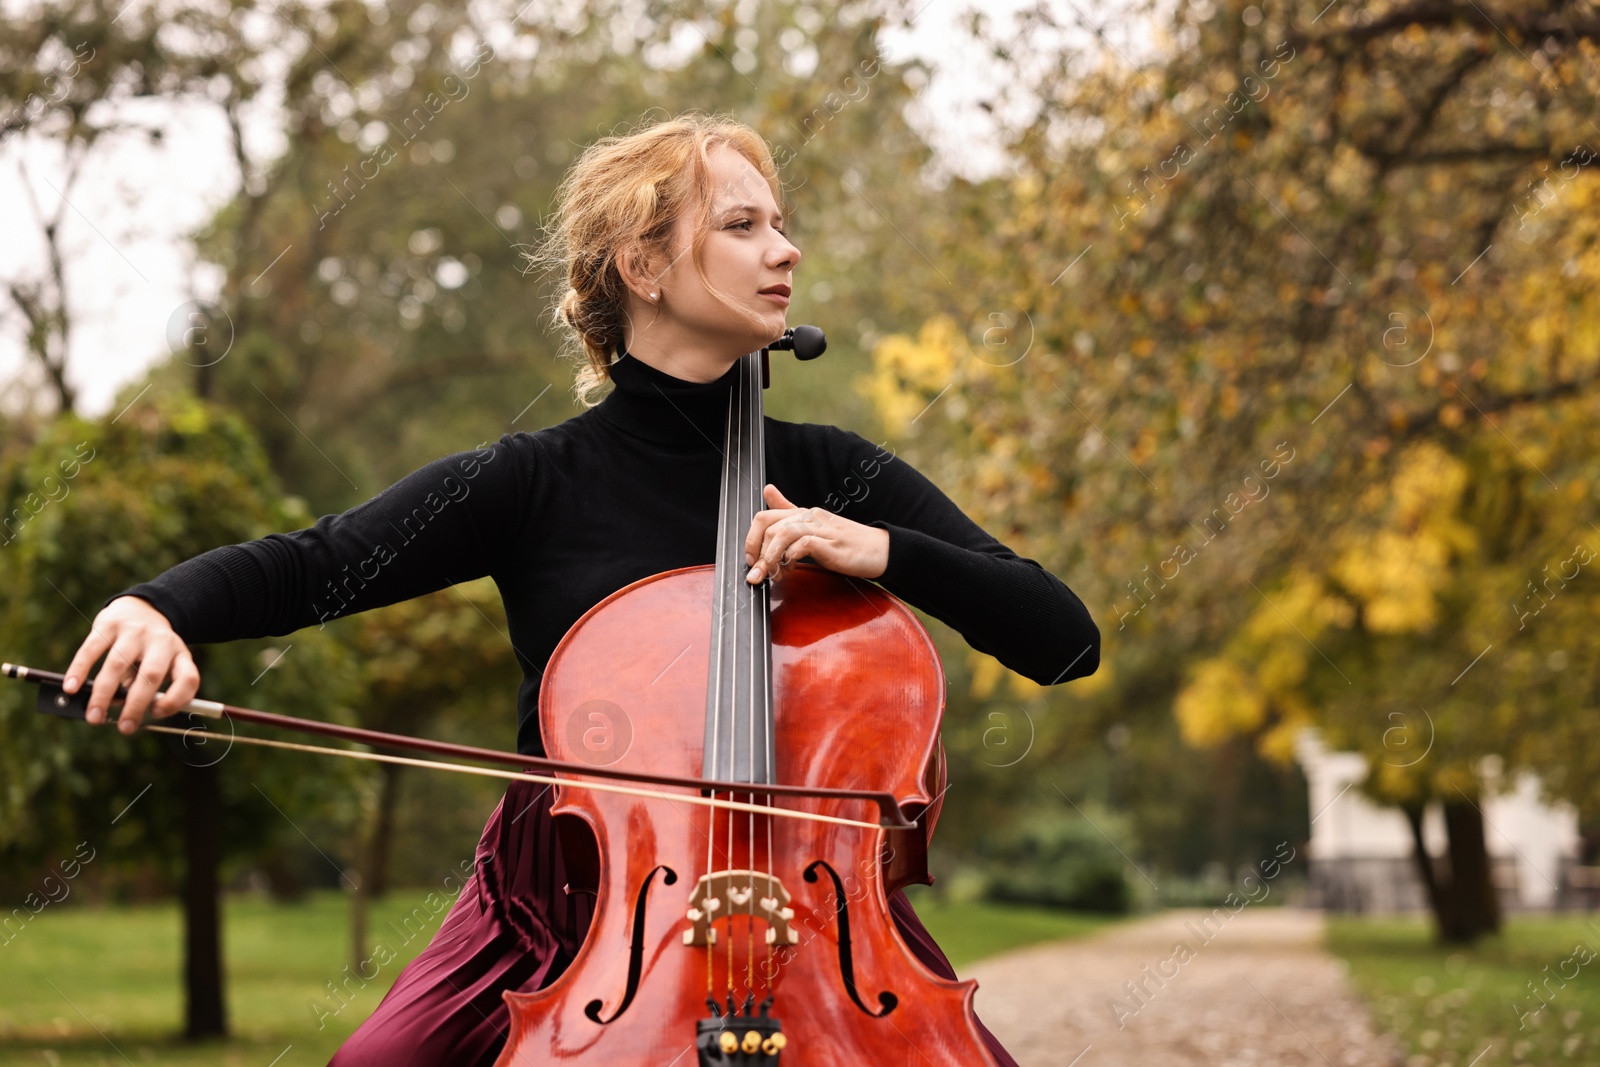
(701, 349, 777, 785)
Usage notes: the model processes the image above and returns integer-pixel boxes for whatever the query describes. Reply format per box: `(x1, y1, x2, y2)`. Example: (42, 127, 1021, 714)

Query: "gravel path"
(968, 908, 1406, 1067)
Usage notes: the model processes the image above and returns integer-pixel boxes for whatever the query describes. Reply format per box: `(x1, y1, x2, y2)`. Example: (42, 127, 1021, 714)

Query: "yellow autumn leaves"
(854, 315, 965, 438)
(1174, 442, 1475, 764)
(857, 312, 1058, 517)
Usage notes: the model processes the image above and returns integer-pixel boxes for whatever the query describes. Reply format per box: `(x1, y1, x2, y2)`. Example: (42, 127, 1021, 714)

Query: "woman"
(62, 112, 1099, 1065)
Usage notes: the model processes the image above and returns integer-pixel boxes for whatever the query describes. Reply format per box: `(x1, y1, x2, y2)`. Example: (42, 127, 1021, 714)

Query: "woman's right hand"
(61, 596, 201, 735)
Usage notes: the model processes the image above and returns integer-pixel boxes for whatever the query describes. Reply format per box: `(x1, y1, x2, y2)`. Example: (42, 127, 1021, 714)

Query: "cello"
(496, 326, 1000, 1064)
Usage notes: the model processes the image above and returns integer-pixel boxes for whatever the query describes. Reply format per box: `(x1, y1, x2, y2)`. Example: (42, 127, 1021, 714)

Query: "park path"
(967, 908, 1406, 1067)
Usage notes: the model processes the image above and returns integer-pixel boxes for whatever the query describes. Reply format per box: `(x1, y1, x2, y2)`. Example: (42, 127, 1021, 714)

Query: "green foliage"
(924, 622, 1308, 885)
(141, 0, 948, 514)
(0, 395, 362, 893)
(336, 579, 524, 893)
(972, 808, 1135, 914)
(15, 0, 1598, 956)
(855, 0, 1600, 880)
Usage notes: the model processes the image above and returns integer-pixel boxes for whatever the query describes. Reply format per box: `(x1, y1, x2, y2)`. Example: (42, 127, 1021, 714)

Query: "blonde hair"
(526, 111, 788, 406)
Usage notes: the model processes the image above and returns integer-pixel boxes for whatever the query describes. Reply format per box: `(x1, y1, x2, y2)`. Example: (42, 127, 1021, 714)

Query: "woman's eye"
(727, 220, 787, 236)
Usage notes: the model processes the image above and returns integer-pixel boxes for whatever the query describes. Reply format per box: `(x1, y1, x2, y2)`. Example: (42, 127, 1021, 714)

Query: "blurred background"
(2, 0, 1598, 1064)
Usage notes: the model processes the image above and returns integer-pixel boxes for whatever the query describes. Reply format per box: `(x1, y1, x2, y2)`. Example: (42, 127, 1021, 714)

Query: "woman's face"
(630, 144, 802, 374)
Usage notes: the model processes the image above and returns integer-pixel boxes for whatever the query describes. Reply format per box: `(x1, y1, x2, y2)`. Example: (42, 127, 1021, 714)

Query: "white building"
(1295, 729, 1584, 913)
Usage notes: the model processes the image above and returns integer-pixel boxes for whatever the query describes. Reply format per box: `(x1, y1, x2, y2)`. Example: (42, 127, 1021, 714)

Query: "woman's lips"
(760, 291, 790, 307)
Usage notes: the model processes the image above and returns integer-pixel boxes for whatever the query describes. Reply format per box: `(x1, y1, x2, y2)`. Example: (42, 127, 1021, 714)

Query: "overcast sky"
(0, 0, 1156, 418)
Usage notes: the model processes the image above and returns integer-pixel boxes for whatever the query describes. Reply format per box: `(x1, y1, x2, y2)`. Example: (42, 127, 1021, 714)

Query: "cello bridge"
(683, 870, 799, 947)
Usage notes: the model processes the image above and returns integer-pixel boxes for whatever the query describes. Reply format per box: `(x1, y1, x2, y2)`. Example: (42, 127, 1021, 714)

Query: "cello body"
(492, 563, 997, 1065)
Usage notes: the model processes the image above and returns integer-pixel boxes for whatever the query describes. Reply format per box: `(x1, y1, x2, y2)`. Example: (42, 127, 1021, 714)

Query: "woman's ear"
(616, 243, 662, 304)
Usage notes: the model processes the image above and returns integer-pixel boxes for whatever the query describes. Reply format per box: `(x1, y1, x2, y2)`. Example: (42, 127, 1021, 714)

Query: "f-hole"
(585, 864, 677, 1024)
(804, 860, 899, 1018)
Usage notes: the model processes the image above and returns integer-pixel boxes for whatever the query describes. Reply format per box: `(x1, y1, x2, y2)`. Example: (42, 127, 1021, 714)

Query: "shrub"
(977, 812, 1134, 913)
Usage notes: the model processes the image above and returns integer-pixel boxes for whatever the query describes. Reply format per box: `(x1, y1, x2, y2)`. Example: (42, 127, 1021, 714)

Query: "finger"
(116, 661, 141, 725)
(63, 623, 116, 699)
(155, 649, 201, 718)
(772, 534, 818, 583)
(87, 640, 140, 724)
(750, 515, 818, 583)
(745, 504, 796, 566)
(744, 515, 768, 567)
(748, 519, 798, 582)
(746, 485, 803, 565)
(117, 652, 173, 734)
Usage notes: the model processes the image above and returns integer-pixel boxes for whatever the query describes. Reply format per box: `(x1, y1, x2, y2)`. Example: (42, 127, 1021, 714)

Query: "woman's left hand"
(744, 484, 889, 584)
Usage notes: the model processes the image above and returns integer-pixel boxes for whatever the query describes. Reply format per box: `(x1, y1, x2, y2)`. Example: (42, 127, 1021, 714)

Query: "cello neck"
(702, 349, 776, 784)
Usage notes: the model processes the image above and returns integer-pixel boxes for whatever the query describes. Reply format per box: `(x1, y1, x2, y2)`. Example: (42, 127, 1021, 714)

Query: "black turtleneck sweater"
(113, 352, 1100, 755)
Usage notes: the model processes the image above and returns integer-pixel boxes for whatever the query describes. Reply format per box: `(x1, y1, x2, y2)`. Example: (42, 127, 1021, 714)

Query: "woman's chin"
(729, 310, 788, 350)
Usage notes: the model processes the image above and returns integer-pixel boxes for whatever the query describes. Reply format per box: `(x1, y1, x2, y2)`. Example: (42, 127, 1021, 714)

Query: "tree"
(854, 0, 1600, 939)
(338, 579, 519, 969)
(166, 0, 948, 511)
(0, 393, 361, 1037)
(0, 0, 288, 416)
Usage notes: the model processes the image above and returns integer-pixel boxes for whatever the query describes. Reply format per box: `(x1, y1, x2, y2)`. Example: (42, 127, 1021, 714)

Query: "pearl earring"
(650, 292, 658, 301)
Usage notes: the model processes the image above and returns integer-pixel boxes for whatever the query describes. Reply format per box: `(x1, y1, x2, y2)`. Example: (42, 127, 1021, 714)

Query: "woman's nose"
(777, 237, 801, 269)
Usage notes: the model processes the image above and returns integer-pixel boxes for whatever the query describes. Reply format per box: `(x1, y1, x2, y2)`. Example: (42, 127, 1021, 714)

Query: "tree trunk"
(348, 762, 405, 971)
(350, 865, 368, 975)
(1402, 798, 1501, 945)
(179, 747, 228, 1039)
(257, 843, 307, 903)
(1441, 799, 1501, 941)
(365, 762, 403, 899)
(1402, 803, 1443, 911)
(1210, 737, 1242, 876)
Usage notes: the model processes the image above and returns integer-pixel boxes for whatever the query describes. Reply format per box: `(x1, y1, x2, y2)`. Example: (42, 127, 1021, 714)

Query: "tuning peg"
(768, 325, 826, 360)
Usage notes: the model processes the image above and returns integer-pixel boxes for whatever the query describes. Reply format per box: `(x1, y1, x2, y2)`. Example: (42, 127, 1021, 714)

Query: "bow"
(2, 661, 915, 831)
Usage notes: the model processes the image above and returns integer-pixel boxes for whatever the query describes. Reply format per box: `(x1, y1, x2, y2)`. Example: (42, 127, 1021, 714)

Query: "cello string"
(744, 350, 756, 1001)
(755, 352, 775, 999)
(708, 376, 736, 998)
(725, 369, 743, 1002)
(711, 789, 719, 998)
(728, 351, 749, 1006)
(732, 354, 745, 1005)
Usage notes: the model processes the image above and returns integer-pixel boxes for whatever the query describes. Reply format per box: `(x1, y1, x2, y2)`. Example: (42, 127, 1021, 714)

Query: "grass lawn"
(0, 890, 456, 1066)
(0, 888, 1116, 1065)
(1326, 913, 1600, 1066)
(901, 888, 1124, 969)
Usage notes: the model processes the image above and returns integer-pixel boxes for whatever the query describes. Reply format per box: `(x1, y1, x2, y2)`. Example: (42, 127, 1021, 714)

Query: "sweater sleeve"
(106, 435, 532, 644)
(822, 430, 1100, 686)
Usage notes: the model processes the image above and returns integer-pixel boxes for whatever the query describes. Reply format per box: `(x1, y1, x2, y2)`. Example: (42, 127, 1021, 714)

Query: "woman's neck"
(593, 348, 742, 448)
(622, 338, 741, 384)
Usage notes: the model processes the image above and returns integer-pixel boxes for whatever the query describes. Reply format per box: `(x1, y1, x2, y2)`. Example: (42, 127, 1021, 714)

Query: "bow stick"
(2, 662, 916, 831)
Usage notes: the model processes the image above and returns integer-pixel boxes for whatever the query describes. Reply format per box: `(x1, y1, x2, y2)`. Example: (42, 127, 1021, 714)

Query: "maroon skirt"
(328, 777, 1018, 1066)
